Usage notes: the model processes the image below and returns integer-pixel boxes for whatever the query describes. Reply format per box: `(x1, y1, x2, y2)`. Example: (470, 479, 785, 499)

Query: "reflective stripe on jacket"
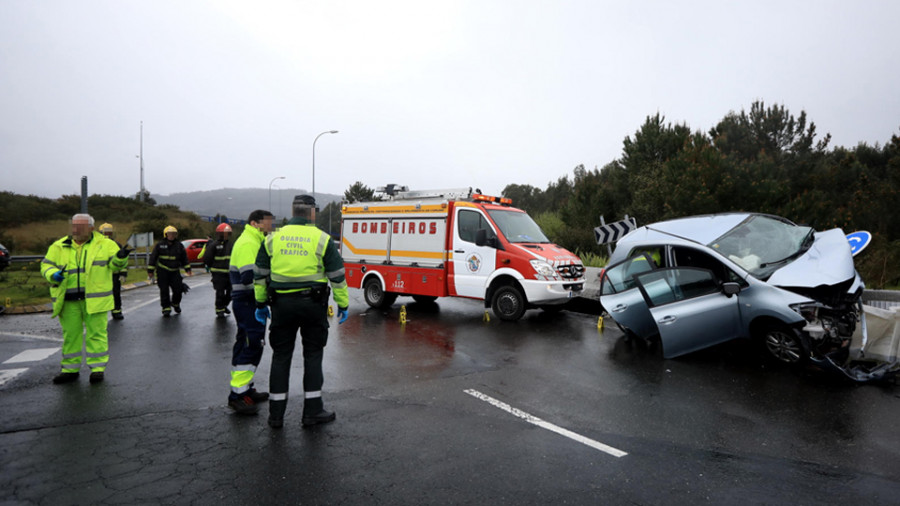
(255, 218, 348, 308)
(41, 231, 129, 317)
(204, 238, 232, 274)
(229, 225, 266, 301)
(148, 239, 190, 273)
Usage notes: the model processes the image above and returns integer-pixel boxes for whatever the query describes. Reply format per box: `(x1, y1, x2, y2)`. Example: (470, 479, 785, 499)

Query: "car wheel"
(412, 295, 437, 304)
(759, 323, 809, 365)
(363, 278, 397, 309)
(491, 285, 526, 321)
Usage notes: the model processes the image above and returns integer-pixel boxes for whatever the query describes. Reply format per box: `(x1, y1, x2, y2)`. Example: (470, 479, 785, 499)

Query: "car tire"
(363, 277, 397, 309)
(758, 323, 809, 365)
(491, 285, 526, 321)
(412, 295, 438, 304)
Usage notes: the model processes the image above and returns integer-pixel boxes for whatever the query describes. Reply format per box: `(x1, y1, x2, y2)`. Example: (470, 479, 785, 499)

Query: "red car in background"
(182, 239, 208, 267)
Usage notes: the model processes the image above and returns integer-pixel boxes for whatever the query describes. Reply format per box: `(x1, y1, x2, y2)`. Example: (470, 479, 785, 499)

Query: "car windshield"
(486, 209, 550, 243)
(708, 215, 814, 279)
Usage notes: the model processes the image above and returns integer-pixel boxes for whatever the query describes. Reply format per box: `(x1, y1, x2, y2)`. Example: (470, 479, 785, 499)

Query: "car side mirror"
(722, 282, 741, 297)
(475, 229, 489, 247)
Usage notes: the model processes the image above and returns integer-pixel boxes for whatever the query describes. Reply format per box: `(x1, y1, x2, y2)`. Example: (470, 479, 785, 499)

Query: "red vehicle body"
(341, 187, 585, 321)
(181, 239, 208, 266)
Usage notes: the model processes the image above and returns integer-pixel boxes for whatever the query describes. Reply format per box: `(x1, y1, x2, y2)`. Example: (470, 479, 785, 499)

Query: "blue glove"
(255, 307, 270, 324)
(338, 307, 348, 324)
(51, 271, 65, 283)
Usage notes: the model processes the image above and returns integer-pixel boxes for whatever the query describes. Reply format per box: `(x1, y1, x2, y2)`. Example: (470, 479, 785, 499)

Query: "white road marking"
(464, 389, 628, 458)
(0, 332, 63, 343)
(0, 368, 28, 387)
(3, 348, 59, 364)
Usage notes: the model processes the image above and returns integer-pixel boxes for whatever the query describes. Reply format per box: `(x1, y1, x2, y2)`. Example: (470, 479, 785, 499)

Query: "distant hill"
(152, 187, 341, 222)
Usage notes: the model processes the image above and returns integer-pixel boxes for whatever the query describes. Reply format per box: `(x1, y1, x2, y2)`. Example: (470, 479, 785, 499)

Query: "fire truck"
(340, 186, 585, 321)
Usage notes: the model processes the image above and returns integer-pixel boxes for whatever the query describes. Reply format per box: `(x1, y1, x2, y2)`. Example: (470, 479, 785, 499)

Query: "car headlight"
(789, 302, 820, 322)
(530, 260, 556, 278)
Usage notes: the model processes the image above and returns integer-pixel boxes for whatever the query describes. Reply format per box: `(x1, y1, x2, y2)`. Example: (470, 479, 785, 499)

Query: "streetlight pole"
(312, 130, 338, 203)
(268, 176, 286, 216)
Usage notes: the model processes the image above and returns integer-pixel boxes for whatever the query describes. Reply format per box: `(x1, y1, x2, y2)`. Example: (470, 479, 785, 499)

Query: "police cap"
(293, 194, 316, 207)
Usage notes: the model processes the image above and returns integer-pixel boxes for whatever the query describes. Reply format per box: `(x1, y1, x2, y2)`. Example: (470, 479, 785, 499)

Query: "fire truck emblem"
(466, 253, 482, 273)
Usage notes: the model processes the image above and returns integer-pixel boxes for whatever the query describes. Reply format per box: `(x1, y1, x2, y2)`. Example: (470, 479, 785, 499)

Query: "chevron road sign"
(594, 217, 637, 245)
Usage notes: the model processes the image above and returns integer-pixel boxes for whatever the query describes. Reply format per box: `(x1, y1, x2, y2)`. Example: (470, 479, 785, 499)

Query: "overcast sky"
(2, 0, 898, 200)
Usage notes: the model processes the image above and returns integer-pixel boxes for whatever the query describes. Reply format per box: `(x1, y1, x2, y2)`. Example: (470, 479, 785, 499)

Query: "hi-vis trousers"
(59, 300, 110, 373)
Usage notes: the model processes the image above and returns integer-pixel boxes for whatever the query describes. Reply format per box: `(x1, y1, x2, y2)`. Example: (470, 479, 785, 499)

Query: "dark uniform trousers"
(157, 269, 184, 309)
(112, 271, 123, 311)
(268, 289, 329, 401)
(211, 273, 232, 311)
(232, 296, 265, 370)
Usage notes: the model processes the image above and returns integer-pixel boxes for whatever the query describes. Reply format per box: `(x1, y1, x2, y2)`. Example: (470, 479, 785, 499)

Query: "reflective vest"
(41, 231, 128, 317)
(266, 224, 330, 287)
(229, 225, 266, 301)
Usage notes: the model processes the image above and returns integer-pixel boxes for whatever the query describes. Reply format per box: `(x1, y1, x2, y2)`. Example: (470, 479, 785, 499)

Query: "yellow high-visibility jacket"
(41, 231, 129, 317)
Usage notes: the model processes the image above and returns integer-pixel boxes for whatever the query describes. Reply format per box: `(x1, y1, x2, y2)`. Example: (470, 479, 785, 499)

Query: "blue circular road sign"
(846, 231, 872, 257)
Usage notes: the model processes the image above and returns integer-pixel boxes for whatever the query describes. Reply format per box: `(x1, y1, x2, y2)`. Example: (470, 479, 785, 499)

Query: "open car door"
(599, 254, 659, 340)
(633, 267, 741, 358)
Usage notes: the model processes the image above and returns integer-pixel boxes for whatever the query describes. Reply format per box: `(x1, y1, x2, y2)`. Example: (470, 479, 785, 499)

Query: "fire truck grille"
(557, 263, 585, 280)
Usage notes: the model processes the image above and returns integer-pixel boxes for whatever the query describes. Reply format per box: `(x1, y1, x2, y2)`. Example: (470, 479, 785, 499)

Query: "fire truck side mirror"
(475, 229, 492, 248)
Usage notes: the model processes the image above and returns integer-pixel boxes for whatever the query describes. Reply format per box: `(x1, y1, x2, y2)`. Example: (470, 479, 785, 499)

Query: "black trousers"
(157, 269, 183, 309)
(211, 273, 231, 311)
(268, 292, 330, 399)
(112, 272, 123, 311)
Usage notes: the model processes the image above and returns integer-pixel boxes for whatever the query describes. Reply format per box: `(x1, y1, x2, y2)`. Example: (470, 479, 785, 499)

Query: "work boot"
(228, 394, 259, 415)
(268, 399, 287, 429)
(302, 397, 336, 427)
(216, 309, 227, 318)
(224, 307, 231, 315)
(249, 388, 269, 403)
(52, 372, 79, 384)
(89, 371, 105, 384)
(173, 304, 182, 314)
(162, 307, 171, 317)
(111, 310, 124, 320)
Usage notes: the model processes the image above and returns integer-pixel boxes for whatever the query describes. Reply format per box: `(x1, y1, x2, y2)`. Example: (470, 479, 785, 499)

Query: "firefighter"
(148, 225, 192, 317)
(203, 223, 234, 317)
(226, 210, 275, 414)
(255, 195, 349, 428)
(99, 223, 127, 320)
(41, 214, 131, 384)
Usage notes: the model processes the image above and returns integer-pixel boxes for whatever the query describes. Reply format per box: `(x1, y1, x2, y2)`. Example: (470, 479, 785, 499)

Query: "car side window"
(600, 253, 656, 295)
(635, 268, 720, 307)
(458, 210, 492, 244)
(671, 246, 747, 287)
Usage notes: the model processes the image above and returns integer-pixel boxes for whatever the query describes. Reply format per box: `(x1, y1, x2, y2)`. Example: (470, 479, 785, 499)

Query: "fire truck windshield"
(486, 209, 550, 243)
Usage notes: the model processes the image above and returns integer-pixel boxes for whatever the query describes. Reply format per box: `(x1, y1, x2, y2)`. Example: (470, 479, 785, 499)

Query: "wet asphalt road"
(1, 275, 899, 505)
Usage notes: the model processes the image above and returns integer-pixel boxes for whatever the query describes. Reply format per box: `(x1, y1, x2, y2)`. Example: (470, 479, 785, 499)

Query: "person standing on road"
(99, 223, 127, 320)
(203, 223, 234, 318)
(255, 195, 349, 428)
(41, 214, 131, 384)
(148, 225, 192, 317)
(226, 210, 275, 415)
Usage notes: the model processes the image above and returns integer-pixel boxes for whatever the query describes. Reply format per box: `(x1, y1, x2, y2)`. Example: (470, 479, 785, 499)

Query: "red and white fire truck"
(340, 186, 585, 320)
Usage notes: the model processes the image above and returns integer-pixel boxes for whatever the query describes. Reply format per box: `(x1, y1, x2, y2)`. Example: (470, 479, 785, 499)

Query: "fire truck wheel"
(364, 277, 397, 309)
(491, 285, 526, 321)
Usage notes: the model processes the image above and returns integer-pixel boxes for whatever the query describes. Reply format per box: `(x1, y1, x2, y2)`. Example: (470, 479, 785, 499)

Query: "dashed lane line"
(0, 368, 28, 387)
(464, 389, 628, 458)
(3, 348, 59, 364)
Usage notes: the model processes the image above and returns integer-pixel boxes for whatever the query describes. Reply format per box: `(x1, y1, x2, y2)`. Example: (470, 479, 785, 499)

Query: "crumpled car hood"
(766, 228, 857, 288)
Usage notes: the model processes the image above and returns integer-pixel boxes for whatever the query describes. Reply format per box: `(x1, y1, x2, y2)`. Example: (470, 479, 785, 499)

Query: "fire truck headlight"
(530, 260, 556, 278)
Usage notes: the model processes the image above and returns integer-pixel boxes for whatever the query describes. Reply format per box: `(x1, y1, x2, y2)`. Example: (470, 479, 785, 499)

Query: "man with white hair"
(41, 214, 131, 384)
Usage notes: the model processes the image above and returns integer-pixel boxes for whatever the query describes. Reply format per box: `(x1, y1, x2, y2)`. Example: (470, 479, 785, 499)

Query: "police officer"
(226, 210, 274, 415)
(255, 195, 348, 428)
(41, 214, 131, 383)
(99, 223, 127, 320)
(148, 225, 192, 316)
(203, 223, 234, 318)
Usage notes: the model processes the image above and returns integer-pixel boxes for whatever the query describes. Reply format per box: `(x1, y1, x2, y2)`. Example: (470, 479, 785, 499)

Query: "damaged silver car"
(598, 213, 898, 382)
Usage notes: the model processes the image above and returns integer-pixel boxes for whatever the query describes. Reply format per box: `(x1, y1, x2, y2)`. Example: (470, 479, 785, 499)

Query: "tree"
(343, 182, 376, 203)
